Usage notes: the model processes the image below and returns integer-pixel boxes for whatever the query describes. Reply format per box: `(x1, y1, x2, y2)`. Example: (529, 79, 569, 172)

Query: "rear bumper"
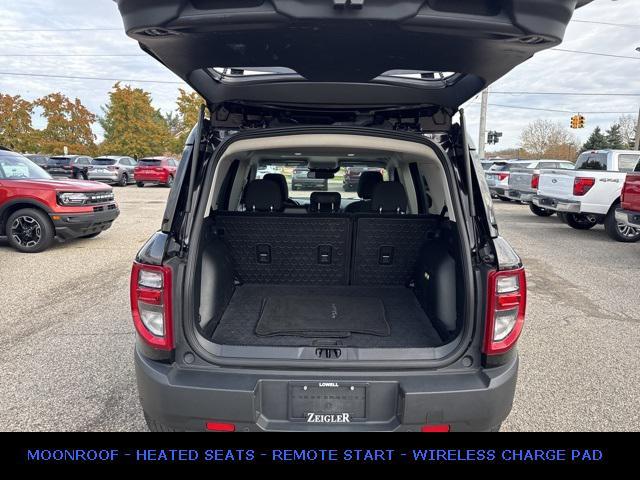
(504, 190, 533, 203)
(135, 172, 168, 183)
(50, 205, 120, 240)
(135, 347, 518, 432)
(615, 208, 640, 228)
(88, 172, 120, 183)
(532, 195, 581, 213)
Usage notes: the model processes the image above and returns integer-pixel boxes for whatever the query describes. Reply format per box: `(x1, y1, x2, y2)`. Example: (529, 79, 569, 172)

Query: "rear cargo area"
(190, 135, 467, 357)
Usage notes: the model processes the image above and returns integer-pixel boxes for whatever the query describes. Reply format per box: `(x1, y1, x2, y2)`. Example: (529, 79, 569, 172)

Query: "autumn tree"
(99, 83, 172, 158)
(0, 94, 36, 152)
(520, 119, 579, 160)
(35, 93, 96, 155)
(171, 88, 203, 152)
(582, 126, 608, 151)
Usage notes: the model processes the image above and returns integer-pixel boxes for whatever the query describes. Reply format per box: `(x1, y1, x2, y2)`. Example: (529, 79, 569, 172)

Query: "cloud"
(0, 0, 638, 150)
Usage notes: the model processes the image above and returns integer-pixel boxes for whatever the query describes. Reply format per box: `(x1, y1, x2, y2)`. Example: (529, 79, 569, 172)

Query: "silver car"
(88, 156, 137, 186)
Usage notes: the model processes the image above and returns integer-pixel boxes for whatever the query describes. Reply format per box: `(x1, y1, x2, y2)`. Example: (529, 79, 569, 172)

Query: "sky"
(0, 0, 638, 149)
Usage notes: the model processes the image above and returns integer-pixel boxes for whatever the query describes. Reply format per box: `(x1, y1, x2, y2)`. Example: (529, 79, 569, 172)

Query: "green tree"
(99, 83, 172, 158)
(582, 126, 608, 151)
(0, 94, 36, 152)
(35, 93, 96, 155)
(604, 123, 625, 150)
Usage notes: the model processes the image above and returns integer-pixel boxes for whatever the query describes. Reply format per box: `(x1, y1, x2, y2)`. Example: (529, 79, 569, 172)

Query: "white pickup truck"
(532, 149, 640, 242)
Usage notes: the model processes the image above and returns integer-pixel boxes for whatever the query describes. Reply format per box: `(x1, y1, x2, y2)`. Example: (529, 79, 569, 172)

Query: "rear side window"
(618, 154, 640, 173)
(575, 152, 608, 171)
(139, 159, 162, 166)
(93, 158, 117, 165)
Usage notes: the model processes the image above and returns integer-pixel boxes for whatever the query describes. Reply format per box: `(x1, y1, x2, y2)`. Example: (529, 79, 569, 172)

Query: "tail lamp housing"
(497, 173, 509, 181)
(130, 262, 173, 350)
(531, 173, 539, 190)
(484, 268, 526, 356)
(573, 177, 595, 196)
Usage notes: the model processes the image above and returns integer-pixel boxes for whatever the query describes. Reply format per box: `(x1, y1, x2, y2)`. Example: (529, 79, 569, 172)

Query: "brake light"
(483, 268, 526, 356)
(421, 424, 450, 432)
(130, 262, 173, 350)
(573, 177, 595, 196)
(205, 422, 236, 432)
(497, 173, 509, 181)
(531, 173, 539, 189)
(107, 166, 118, 171)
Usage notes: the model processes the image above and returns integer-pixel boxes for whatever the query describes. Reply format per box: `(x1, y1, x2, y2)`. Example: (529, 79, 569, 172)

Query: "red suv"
(0, 149, 120, 253)
(134, 157, 178, 187)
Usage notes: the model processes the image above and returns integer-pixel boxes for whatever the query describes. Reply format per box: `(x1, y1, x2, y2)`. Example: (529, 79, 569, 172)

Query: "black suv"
(119, 0, 590, 432)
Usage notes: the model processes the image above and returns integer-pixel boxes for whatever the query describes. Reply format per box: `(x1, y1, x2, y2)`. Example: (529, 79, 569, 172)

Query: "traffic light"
(570, 114, 585, 129)
(487, 130, 503, 145)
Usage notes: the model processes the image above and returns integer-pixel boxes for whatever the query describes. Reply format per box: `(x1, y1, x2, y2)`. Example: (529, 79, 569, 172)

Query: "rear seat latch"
(256, 244, 271, 264)
(379, 246, 394, 265)
(317, 245, 333, 265)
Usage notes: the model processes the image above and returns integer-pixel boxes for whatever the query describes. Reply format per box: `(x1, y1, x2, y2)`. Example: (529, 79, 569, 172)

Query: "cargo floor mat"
(255, 294, 389, 338)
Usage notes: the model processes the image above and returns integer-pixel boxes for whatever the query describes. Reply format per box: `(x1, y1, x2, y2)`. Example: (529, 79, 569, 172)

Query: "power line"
(491, 91, 640, 97)
(0, 71, 184, 85)
(0, 54, 145, 57)
(550, 48, 640, 60)
(571, 19, 640, 28)
(0, 27, 122, 32)
(469, 102, 637, 115)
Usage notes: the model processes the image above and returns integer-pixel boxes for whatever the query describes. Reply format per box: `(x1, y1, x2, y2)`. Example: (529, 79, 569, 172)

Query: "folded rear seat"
(351, 182, 438, 285)
(214, 180, 352, 285)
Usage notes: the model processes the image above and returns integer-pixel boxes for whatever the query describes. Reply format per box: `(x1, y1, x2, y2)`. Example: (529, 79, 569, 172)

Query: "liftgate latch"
(334, 0, 365, 10)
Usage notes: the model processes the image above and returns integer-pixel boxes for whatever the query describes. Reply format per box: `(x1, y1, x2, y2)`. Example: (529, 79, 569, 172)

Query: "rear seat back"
(351, 214, 437, 285)
(215, 212, 352, 285)
(215, 180, 437, 286)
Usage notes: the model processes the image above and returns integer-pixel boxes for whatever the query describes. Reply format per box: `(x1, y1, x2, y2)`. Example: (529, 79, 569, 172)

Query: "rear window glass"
(48, 157, 71, 164)
(92, 158, 117, 165)
(575, 152, 608, 171)
(138, 159, 162, 166)
(618, 154, 640, 173)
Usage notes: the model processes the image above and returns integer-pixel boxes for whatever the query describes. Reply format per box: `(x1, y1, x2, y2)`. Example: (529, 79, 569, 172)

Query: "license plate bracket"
(289, 382, 367, 422)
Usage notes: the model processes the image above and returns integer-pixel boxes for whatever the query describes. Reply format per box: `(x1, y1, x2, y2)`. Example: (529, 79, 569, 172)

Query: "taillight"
(573, 177, 595, 196)
(531, 173, 539, 189)
(130, 262, 173, 350)
(107, 166, 118, 171)
(497, 173, 509, 181)
(484, 268, 526, 356)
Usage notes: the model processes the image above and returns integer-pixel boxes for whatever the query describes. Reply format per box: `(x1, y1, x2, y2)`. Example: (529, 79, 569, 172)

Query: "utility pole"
(478, 88, 489, 159)
(635, 105, 640, 151)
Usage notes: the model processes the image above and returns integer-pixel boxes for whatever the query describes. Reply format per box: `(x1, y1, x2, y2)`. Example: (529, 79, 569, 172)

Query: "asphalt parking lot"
(0, 190, 638, 431)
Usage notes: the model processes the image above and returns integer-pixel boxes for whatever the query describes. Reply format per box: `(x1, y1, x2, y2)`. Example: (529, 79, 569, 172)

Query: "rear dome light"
(484, 268, 526, 356)
(573, 177, 595, 196)
(531, 173, 539, 189)
(130, 262, 173, 350)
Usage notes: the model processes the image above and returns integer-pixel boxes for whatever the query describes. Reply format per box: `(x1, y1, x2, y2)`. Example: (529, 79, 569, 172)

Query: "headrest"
(371, 182, 408, 214)
(243, 180, 283, 212)
(309, 191, 342, 213)
(357, 171, 383, 199)
(263, 173, 289, 201)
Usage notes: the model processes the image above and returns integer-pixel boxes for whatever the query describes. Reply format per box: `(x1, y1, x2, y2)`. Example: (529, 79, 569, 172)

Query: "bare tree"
(520, 119, 579, 160)
(617, 114, 638, 149)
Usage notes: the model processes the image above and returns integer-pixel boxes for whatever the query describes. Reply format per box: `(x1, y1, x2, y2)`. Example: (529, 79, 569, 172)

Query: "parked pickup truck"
(505, 160, 574, 216)
(485, 160, 534, 201)
(616, 168, 640, 229)
(533, 149, 640, 242)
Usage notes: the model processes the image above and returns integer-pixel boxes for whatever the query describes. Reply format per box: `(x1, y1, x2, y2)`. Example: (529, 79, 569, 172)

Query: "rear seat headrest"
(371, 182, 408, 214)
(263, 173, 289, 202)
(243, 180, 283, 212)
(357, 171, 383, 199)
(309, 191, 342, 213)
